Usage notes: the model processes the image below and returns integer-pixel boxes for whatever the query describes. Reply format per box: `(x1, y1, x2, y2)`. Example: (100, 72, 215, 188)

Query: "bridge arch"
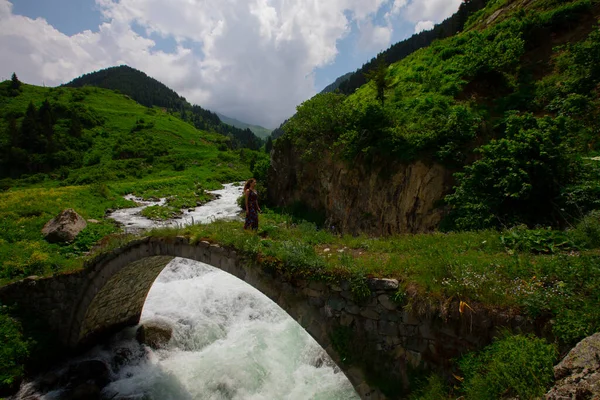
(65, 236, 377, 398)
(0, 236, 532, 400)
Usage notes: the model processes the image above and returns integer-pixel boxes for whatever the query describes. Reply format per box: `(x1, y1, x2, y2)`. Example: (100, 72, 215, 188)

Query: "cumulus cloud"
(0, 0, 463, 127)
(414, 20, 434, 33)
(0, 0, 394, 127)
(357, 20, 393, 52)
(404, 0, 463, 23)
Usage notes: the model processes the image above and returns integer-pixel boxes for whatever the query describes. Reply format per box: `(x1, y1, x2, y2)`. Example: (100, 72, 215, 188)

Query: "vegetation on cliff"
(0, 309, 29, 390)
(278, 0, 600, 230)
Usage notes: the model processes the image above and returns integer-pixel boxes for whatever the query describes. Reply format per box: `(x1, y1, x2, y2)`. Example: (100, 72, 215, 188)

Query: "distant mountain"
(64, 65, 262, 150)
(320, 72, 353, 94)
(216, 113, 272, 139)
(270, 119, 288, 140)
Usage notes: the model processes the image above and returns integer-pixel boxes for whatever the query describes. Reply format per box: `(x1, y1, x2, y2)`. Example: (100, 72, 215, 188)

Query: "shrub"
(570, 210, 600, 249)
(0, 309, 29, 388)
(500, 226, 577, 254)
(446, 113, 581, 230)
(458, 334, 557, 400)
(409, 375, 451, 400)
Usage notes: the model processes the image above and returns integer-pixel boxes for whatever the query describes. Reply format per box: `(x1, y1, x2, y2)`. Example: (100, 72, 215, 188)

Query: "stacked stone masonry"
(0, 236, 535, 400)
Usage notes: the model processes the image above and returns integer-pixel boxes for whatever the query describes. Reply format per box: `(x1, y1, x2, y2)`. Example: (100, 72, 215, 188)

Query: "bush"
(446, 113, 581, 230)
(0, 309, 29, 388)
(569, 210, 600, 249)
(500, 226, 576, 254)
(409, 375, 451, 400)
(458, 334, 557, 400)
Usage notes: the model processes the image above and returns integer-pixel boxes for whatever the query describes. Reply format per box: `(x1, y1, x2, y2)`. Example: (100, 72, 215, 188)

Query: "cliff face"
(268, 139, 454, 235)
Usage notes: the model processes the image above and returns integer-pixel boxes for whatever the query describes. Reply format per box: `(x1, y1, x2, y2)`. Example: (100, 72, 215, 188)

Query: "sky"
(0, 0, 462, 128)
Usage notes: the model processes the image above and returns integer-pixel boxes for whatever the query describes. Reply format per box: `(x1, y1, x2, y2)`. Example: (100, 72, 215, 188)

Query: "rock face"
(136, 318, 173, 349)
(42, 209, 87, 243)
(268, 138, 453, 235)
(546, 332, 600, 399)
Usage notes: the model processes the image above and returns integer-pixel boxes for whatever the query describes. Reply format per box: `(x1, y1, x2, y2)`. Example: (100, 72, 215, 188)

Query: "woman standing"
(244, 178, 261, 230)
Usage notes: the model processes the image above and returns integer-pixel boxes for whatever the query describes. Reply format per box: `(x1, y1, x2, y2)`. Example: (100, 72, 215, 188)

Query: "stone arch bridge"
(0, 236, 533, 399)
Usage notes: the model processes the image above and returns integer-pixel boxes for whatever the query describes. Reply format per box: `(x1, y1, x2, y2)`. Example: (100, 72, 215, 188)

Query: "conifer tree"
(364, 57, 391, 107)
(6, 117, 20, 147)
(38, 99, 55, 152)
(20, 102, 43, 152)
(10, 72, 21, 91)
(265, 136, 273, 154)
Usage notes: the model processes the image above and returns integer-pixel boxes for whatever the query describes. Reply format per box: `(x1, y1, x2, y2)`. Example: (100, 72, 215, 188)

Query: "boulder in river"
(545, 332, 600, 399)
(136, 318, 173, 349)
(42, 209, 87, 243)
(66, 359, 111, 388)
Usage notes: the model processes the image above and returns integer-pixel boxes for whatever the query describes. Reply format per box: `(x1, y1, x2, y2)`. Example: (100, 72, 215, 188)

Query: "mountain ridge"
(216, 112, 272, 139)
(64, 65, 262, 150)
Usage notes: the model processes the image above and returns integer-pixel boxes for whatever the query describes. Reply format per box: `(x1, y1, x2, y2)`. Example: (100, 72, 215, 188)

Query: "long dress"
(244, 190, 259, 230)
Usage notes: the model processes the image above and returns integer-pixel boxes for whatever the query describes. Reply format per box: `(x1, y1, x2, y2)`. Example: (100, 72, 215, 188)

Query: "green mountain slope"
(64, 65, 262, 149)
(335, 0, 491, 95)
(216, 112, 272, 139)
(278, 0, 600, 230)
(320, 72, 353, 94)
(0, 80, 252, 283)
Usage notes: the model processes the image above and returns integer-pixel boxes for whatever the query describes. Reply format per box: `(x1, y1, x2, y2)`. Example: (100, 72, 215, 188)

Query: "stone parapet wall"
(0, 236, 535, 399)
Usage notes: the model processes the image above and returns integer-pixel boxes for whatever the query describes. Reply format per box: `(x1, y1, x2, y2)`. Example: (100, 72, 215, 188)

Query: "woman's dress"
(244, 190, 259, 230)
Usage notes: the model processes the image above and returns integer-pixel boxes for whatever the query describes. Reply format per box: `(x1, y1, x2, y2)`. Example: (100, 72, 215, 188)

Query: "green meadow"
(0, 82, 253, 285)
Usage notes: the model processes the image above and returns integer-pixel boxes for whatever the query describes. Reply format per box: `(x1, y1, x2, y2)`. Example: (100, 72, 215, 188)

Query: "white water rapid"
(15, 183, 359, 400)
(108, 183, 245, 231)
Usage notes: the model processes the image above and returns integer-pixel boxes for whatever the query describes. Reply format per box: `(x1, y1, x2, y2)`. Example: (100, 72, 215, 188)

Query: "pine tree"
(10, 73, 21, 91)
(7, 117, 20, 147)
(20, 102, 43, 153)
(265, 136, 273, 154)
(364, 57, 391, 107)
(38, 99, 55, 152)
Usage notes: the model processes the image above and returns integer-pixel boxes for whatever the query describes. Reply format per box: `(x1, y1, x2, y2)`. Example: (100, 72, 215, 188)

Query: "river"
(13, 183, 358, 400)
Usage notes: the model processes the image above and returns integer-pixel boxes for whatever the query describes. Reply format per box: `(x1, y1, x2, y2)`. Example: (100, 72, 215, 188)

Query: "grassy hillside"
(0, 81, 252, 285)
(216, 112, 272, 139)
(282, 0, 600, 231)
(320, 72, 353, 94)
(335, 0, 491, 95)
(65, 65, 263, 149)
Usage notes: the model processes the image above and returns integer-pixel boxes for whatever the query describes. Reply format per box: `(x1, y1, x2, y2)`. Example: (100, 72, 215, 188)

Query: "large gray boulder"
(546, 332, 600, 399)
(136, 318, 173, 349)
(42, 209, 87, 243)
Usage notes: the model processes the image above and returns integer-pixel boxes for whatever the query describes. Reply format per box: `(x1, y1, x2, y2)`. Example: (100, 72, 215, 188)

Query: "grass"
(146, 209, 600, 344)
(0, 82, 253, 285)
(141, 205, 181, 220)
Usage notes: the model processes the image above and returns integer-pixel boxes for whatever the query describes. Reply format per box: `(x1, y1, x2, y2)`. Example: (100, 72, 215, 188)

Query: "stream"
(108, 182, 245, 232)
(13, 183, 358, 400)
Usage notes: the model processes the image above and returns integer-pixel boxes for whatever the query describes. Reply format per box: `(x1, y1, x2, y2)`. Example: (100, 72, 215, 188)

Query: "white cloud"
(0, 0, 464, 127)
(0, 0, 397, 127)
(357, 20, 392, 52)
(414, 20, 434, 33)
(387, 0, 408, 17)
(404, 0, 463, 23)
